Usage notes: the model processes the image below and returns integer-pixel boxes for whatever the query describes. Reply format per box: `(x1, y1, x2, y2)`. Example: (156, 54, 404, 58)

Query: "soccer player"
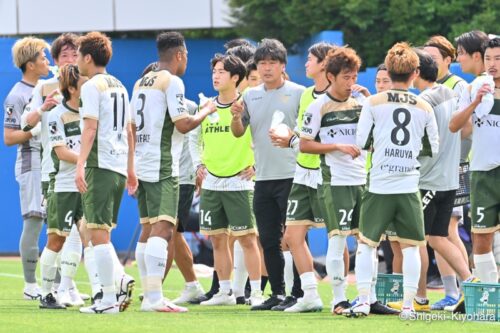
(387, 48, 477, 313)
(38, 64, 86, 309)
(449, 35, 500, 309)
(424, 35, 468, 98)
(75, 32, 136, 314)
(23, 33, 93, 306)
(375, 64, 392, 94)
(3, 36, 50, 300)
(190, 54, 263, 307)
(423, 35, 471, 309)
(246, 60, 262, 88)
(351, 42, 439, 317)
(299, 46, 366, 314)
(231, 39, 305, 311)
(269, 42, 333, 313)
(131, 32, 216, 312)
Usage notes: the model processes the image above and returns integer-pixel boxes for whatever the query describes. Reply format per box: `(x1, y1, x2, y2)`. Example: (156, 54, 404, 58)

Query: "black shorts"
(421, 189, 456, 237)
(177, 184, 195, 233)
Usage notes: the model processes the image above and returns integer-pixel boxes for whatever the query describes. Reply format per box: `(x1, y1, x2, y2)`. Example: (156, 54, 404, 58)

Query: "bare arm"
(54, 145, 78, 164)
(174, 102, 216, 134)
(300, 138, 360, 158)
(75, 118, 97, 193)
(4, 128, 32, 146)
(449, 84, 489, 133)
(126, 123, 138, 195)
(230, 100, 247, 137)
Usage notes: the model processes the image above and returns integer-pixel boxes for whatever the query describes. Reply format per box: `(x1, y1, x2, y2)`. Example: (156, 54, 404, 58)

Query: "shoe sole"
(285, 307, 323, 313)
(24, 293, 41, 300)
(343, 311, 368, 318)
(118, 280, 135, 312)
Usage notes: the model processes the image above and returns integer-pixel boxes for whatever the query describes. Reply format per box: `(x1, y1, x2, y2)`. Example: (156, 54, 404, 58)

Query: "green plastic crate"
(463, 282, 500, 321)
(376, 273, 403, 304)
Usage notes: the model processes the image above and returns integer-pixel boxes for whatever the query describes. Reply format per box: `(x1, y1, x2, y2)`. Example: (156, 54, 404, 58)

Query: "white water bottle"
(270, 110, 289, 137)
(199, 93, 219, 124)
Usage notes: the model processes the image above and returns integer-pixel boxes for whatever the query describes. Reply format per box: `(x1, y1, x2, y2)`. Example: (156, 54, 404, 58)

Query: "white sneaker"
(57, 290, 85, 306)
(66, 288, 85, 306)
(284, 297, 323, 313)
(173, 285, 206, 304)
(23, 285, 42, 300)
(79, 292, 91, 301)
(141, 298, 188, 313)
(249, 290, 265, 307)
(400, 307, 416, 320)
(200, 290, 236, 306)
(116, 274, 135, 312)
(342, 302, 370, 317)
(79, 303, 120, 314)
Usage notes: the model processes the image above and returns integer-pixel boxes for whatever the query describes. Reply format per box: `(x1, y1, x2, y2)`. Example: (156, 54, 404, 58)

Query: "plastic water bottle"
(472, 75, 494, 118)
(199, 93, 219, 124)
(270, 110, 289, 137)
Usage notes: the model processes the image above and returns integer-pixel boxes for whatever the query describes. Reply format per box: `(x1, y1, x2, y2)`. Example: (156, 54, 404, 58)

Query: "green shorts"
(470, 167, 500, 234)
(82, 168, 125, 231)
(137, 177, 179, 225)
(318, 184, 363, 237)
(359, 191, 425, 246)
(199, 189, 256, 236)
(285, 183, 325, 228)
(47, 192, 83, 236)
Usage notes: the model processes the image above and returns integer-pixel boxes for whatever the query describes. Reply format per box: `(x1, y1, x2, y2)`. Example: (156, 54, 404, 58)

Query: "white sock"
(186, 280, 200, 289)
(326, 236, 347, 304)
(355, 244, 375, 304)
(250, 279, 261, 293)
(300, 271, 318, 300)
(370, 250, 379, 304)
(219, 280, 231, 293)
(232, 241, 248, 298)
(83, 246, 101, 297)
(60, 225, 82, 291)
(402, 246, 420, 309)
(110, 243, 126, 283)
(40, 248, 59, 297)
(135, 242, 147, 281)
(474, 252, 499, 283)
(93, 243, 116, 305)
(283, 251, 294, 295)
(145, 237, 167, 303)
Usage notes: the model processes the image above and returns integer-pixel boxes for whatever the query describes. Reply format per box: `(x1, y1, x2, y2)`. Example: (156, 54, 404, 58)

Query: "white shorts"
(16, 170, 45, 219)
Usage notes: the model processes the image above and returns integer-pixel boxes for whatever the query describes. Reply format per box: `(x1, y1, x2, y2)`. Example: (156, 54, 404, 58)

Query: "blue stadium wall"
(0, 31, 474, 255)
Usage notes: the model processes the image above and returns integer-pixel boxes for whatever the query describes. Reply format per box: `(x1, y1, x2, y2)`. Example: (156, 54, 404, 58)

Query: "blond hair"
(12, 36, 49, 70)
(385, 42, 419, 82)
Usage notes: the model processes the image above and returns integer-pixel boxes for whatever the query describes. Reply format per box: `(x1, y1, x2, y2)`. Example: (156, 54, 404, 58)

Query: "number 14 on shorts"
(200, 209, 212, 226)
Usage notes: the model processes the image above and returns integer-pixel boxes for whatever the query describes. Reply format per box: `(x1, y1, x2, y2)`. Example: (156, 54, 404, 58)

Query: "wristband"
(288, 134, 298, 148)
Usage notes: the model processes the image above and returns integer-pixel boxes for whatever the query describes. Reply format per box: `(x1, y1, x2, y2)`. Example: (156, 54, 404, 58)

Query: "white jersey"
(301, 93, 366, 186)
(418, 85, 460, 191)
(25, 77, 59, 182)
(357, 89, 439, 194)
(458, 78, 500, 171)
(48, 101, 81, 192)
(130, 69, 188, 182)
(80, 73, 130, 177)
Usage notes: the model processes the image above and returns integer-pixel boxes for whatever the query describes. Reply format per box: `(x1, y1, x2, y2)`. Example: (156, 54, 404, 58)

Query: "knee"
(237, 234, 257, 249)
(210, 234, 227, 250)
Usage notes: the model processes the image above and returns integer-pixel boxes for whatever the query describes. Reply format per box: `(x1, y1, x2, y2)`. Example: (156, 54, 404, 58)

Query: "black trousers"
(254, 179, 302, 297)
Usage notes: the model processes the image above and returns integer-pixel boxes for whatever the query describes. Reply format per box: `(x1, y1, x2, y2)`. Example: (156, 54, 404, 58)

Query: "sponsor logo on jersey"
(475, 117, 500, 128)
(49, 121, 58, 134)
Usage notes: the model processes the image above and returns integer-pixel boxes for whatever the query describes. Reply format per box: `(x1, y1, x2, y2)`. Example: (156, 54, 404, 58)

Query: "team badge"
(49, 121, 58, 134)
(303, 113, 312, 126)
(176, 94, 184, 105)
(5, 104, 14, 116)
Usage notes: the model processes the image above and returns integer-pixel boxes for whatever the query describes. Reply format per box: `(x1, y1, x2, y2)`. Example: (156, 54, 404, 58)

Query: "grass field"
(0, 258, 498, 333)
